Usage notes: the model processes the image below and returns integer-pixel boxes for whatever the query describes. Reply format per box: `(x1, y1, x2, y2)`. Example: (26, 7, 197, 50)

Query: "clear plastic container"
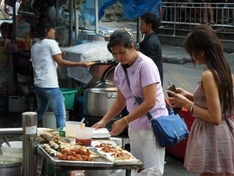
(76, 127, 93, 146)
(1, 141, 22, 159)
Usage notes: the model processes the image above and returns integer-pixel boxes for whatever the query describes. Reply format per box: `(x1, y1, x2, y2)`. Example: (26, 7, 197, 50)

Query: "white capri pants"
(128, 126, 165, 174)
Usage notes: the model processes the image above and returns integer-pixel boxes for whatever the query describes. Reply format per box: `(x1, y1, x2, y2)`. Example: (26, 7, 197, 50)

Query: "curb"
(162, 55, 192, 64)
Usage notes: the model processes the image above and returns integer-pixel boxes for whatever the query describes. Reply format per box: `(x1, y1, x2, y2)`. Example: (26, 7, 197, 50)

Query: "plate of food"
(92, 141, 142, 165)
(91, 140, 116, 148)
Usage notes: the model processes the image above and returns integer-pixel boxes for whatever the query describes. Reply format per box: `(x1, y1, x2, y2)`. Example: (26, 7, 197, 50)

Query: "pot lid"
(90, 80, 115, 88)
(84, 87, 117, 92)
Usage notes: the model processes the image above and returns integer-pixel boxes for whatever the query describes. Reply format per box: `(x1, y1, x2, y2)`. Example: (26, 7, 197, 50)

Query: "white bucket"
(42, 111, 69, 129)
(1, 141, 23, 159)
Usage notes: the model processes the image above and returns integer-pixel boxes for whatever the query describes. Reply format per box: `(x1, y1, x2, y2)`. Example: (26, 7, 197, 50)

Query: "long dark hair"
(184, 24, 233, 116)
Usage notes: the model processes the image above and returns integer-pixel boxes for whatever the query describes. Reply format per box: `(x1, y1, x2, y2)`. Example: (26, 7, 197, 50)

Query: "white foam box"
(8, 96, 27, 112)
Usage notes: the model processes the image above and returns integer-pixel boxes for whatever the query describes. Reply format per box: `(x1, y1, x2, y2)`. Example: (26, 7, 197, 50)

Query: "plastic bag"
(136, 166, 162, 176)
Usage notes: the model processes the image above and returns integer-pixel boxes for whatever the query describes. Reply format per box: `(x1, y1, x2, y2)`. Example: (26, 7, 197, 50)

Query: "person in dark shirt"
(140, 12, 163, 85)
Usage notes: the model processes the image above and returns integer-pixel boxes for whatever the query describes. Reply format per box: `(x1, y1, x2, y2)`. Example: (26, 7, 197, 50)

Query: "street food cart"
(0, 113, 142, 176)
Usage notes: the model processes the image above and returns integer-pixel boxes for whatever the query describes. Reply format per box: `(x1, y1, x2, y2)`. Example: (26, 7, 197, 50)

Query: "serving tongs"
(3, 136, 11, 147)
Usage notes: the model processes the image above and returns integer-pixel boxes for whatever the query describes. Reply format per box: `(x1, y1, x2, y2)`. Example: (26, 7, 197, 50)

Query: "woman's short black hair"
(107, 30, 133, 53)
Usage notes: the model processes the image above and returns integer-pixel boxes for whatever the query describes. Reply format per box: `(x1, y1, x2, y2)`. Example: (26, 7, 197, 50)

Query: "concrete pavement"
(162, 45, 234, 93)
(162, 45, 191, 64)
(162, 45, 234, 66)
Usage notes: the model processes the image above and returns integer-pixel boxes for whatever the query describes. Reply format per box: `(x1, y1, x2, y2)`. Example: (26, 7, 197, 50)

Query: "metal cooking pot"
(83, 87, 118, 116)
(0, 156, 22, 176)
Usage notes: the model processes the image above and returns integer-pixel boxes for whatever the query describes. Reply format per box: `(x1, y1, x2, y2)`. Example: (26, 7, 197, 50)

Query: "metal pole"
(12, 0, 16, 42)
(136, 17, 140, 44)
(69, 0, 73, 46)
(95, 0, 98, 34)
(55, 0, 59, 26)
(0, 128, 23, 135)
(173, 2, 177, 37)
(22, 112, 37, 176)
(74, 0, 79, 42)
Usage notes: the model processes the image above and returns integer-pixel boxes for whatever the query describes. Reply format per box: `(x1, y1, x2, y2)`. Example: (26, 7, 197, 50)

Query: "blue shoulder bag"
(123, 66, 189, 147)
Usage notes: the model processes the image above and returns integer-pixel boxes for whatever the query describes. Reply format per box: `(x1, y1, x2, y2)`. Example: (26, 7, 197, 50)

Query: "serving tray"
(37, 145, 114, 167)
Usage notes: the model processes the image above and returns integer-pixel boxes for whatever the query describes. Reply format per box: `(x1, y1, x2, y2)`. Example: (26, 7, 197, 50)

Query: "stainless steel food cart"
(37, 142, 142, 176)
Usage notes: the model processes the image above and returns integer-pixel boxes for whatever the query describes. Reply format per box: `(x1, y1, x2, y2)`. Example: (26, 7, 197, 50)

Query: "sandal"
(209, 22, 215, 25)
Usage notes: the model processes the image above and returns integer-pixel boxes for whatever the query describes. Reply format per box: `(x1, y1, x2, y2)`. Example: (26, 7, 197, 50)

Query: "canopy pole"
(95, 0, 98, 34)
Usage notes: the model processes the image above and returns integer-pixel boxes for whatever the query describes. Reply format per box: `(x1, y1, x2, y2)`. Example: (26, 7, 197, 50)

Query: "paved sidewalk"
(162, 45, 191, 64)
(162, 45, 234, 66)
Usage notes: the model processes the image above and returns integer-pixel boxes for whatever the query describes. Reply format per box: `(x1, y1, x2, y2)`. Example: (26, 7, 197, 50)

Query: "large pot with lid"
(83, 87, 118, 116)
(0, 156, 22, 176)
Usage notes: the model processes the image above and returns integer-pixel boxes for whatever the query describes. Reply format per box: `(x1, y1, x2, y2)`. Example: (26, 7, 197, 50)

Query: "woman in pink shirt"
(93, 30, 168, 174)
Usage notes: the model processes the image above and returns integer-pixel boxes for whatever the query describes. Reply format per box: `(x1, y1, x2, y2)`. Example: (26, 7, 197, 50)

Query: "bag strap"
(123, 65, 154, 121)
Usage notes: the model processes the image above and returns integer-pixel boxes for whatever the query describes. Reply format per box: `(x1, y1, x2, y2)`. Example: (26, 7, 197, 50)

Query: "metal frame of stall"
(0, 112, 37, 176)
(0, 112, 141, 176)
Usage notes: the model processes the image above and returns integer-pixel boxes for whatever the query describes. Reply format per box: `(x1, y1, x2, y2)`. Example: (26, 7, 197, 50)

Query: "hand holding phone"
(166, 84, 182, 114)
(167, 84, 177, 97)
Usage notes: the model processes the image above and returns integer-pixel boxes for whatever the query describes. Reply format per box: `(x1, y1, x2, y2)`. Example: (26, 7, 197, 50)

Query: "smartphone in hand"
(167, 84, 182, 114)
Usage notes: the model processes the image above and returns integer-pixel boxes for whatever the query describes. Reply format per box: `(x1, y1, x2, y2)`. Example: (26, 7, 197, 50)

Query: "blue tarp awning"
(82, 0, 161, 21)
(99, 0, 161, 20)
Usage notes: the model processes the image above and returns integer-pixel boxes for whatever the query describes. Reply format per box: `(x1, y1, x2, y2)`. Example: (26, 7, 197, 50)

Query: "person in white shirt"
(31, 17, 94, 128)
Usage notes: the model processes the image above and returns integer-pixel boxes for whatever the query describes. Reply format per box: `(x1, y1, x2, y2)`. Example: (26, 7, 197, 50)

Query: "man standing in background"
(140, 12, 163, 85)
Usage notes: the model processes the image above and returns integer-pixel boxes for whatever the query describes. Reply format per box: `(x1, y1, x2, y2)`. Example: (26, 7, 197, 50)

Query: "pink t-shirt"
(114, 52, 168, 130)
